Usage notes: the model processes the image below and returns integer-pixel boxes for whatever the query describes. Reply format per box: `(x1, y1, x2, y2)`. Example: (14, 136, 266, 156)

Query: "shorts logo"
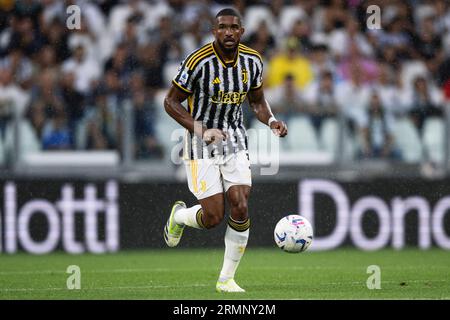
(200, 180, 207, 192)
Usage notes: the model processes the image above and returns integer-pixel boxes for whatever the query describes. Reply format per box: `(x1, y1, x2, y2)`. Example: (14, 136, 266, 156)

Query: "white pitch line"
(0, 268, 196, 275)
(0, 283, 211, 292)
(0, 279, 447, 293)
(0, 267, 342, 275)
(0, 265, 448, 276)
(0, 271, 65, 275)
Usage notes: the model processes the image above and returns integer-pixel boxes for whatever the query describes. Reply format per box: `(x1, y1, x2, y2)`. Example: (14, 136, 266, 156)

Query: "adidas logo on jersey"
(212, 77, 221, 84)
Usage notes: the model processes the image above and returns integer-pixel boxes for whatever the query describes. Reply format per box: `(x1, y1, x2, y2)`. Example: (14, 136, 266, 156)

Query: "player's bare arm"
(247, 86, 288, 137)
(164, 86, 227, 144)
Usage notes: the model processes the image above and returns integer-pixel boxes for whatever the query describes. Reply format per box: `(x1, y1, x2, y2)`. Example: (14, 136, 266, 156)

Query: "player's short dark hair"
(215, 8, 242, 25)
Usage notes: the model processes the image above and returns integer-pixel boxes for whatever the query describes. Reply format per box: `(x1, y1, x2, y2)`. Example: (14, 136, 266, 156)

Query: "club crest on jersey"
(242, 69, 248, 84)
(211, 90, 247, 104)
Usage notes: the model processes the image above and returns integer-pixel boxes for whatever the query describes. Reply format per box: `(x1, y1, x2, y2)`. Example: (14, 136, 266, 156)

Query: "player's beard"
(218, 39, 239, 55)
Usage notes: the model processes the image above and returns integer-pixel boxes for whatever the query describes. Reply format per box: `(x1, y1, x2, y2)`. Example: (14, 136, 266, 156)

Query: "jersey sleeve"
(250, 57, 264, 90)
(172, 58, 196, 94)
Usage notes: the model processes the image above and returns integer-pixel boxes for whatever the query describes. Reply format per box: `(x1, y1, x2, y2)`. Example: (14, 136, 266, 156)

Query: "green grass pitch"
(0, 248, 449, 299)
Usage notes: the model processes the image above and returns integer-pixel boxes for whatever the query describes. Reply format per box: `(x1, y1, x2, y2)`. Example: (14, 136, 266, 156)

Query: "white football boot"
(216, 278, 246, 293)
(163, 201, 187, 247)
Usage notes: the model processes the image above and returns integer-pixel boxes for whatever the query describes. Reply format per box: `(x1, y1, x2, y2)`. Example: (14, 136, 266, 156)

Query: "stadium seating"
(400, 61, 428, 91)
(154, 89, 168, 119)
(154, 89, 186, 160)
(422, 117, 446, 164)
(278, 5, 307, 37)
(4, 119, 41, 162)
(249, 118, 289, 160)
(243, 6, 277, 37)
(319, 118, 358, 162)
(0, 1, 448, 169)
(319, 118, 338, 158)
(0, 134, 4, 165)
(155, 110, 185, 160)
(286, 116, 320, 152)
(75, 118, 89, 150)
(163, 62, 181, 89)
(247, 120, 261, 161)
(393, 117, 423, 163)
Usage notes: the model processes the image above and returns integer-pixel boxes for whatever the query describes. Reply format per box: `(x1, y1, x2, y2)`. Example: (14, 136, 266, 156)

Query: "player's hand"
(269, 120, 288, 137)
(202, 128, 228, 144)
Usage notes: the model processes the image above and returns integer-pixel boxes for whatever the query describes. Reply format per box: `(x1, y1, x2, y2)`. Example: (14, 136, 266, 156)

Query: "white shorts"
(184, 151, 252, 200)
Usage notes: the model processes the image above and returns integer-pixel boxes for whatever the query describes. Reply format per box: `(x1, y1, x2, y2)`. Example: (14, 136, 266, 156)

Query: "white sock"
(219, 219, 250, 282)
(174, 204, 205, 229)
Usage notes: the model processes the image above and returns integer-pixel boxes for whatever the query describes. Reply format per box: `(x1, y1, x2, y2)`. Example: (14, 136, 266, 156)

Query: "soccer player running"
(163, 8, 288, 292)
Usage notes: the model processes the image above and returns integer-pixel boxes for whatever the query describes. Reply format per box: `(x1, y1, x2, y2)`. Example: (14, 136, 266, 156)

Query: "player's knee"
(202, 211, 224, 229)
(231, 200, 248, 220)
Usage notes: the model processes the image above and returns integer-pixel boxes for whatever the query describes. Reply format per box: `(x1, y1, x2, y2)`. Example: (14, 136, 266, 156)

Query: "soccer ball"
(274, 215, 313, 253)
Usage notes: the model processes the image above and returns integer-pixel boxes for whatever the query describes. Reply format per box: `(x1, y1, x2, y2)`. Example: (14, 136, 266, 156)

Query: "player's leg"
(216, 151, 252, 292)
(175, 158, 226, 228)
(164, 158, 225, 247)
(216, 185, 251, 292)
(174, 192, 225, 229)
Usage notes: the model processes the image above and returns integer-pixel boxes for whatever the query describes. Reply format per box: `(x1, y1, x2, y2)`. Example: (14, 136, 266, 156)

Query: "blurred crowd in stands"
(0, 0, 449, 163)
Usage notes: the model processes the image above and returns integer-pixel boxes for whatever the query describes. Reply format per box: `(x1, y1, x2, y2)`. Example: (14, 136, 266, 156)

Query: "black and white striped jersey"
(172, 42, 263, 160)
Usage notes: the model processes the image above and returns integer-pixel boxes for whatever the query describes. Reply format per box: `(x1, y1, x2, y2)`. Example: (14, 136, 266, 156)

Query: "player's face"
(213, 16, 244, 53)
